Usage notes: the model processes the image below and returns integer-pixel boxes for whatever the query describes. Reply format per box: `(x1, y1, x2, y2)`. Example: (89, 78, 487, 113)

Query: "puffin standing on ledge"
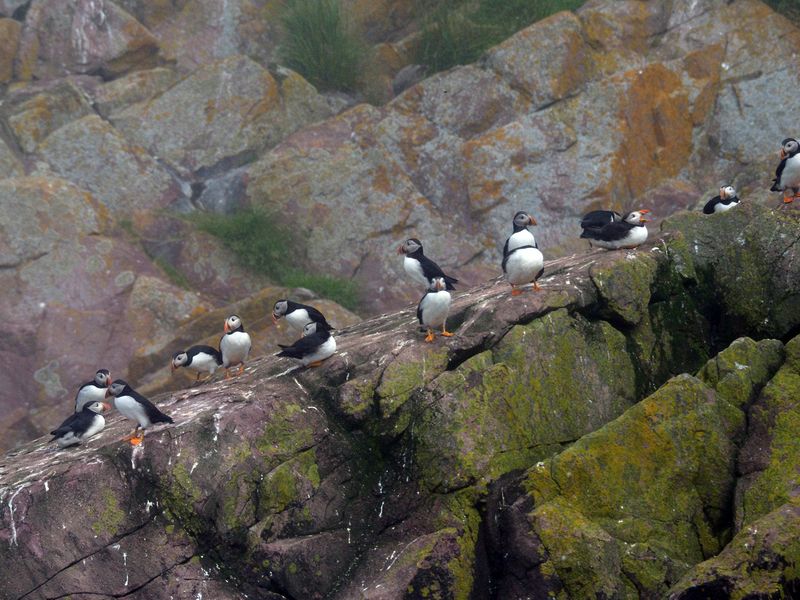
(417, 276, 453, 342)
(74, 369, 112, 412)
(171, 346, 222, 381)
(502, 211, 544, 296)
(579, 210, 651, 250)
(703, 185, 740, 214)
(272, 299, 332, 333)
(276, 321, 336, 366)
(220, 315, 251, 378)
(771, 137, 800, 203)
(106, 380, 173, 445)
(51, 401, 111, 448)
(398, 238, 458, 290)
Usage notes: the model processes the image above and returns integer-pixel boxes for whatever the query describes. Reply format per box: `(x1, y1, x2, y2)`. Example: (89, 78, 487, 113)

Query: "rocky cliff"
(2, 204, 799, 599)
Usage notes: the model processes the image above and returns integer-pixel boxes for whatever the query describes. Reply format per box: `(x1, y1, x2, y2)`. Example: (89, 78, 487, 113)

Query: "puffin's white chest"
(594, 225, 648, 249)
(419, 290, 451, 328)
(506, 229, 536, 254)
(504, 247, 544, 285)
(115, 395, 151, 428)
(189, 352, 220, 374)
(81, 414, 106, 441)
(782, 155, 800, 188)
(75, 385, 106, 412)
(404, 257, 429, 287)
(286, 309, 311, 332)
(302, 335, 337, 366)
(714, 200, 738, 213)
(221, 331, 251, 366)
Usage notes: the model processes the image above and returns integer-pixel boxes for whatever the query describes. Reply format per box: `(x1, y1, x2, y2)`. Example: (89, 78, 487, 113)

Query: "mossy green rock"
(589, 252, 657, 326)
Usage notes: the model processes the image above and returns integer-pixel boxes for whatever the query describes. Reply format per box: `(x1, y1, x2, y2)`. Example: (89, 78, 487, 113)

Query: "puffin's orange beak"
(272, 314, 278, 324)
(105, 388, 112, 398)
(639, 209, 651, 214)
(781, 148, 787, 160)
(529, 216, 537, 226)
(107, 379, 113, 387)
(102, 402, 112, 411)
(397, 245, 405, 255)
(224, 321, 230, 333)
(719, 187, 727, 200)
(170, 362, 177, 373)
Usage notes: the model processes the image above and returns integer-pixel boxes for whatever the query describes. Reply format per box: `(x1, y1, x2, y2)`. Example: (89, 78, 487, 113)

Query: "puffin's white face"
(273, 300, 289, 320)
(720, 185, 737, 200)
(513, 211, 536, 228)
(781, 138, 799, 159)
(86, 401, 110, 414)
(107, 381, 126, 397)
(399, 239, 422, 255)
(625, 210, 651, 224)
(430, 276, 446, 292)
(225, 315, 242, 333)
(303, 322, 318, 337)
(172, 352, 188, 370)
(94, 369, 111, 387)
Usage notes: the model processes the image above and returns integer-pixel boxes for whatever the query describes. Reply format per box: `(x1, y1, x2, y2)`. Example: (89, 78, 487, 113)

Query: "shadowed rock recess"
(1, 204, 800, 599)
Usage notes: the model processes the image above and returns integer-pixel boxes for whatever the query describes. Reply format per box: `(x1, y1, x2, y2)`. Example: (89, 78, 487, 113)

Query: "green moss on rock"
(589, 252, 657, 326)
(90, 487, 126, 536)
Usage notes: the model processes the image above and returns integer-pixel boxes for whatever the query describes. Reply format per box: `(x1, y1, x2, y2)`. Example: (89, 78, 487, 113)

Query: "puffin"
(51, 401, 111, 448)
(276, 321, 336, 367)
(74, 369, 112, 412)
(106, 380, 173, 445)
(580, 210, 622, 232)
(220, 315, 251, 378)
(703, 185, 740, 214)
(579, 210, 651, 250)
(502, 211, 544, 295)
(272, 299, 332, 333)
(770, 137, 800, 203)
(417, 276, 453, 342)
(398, 238, 458, 290)
(171, 346, 222, 381)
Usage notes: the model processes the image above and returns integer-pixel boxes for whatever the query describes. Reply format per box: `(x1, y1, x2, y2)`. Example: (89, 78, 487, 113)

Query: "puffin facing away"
(579, 210, 651, 250)
(51, 401, 110, 448)
(502, 211, 544, 296)
(398, 238, 458, 290)
(172, 345, 222, 382)
(703, 185, 740, 214)
(272, 299, 332, 333)
(276, 321, 337, 367)
(106, 380, 173, 445)
(220, 315, 251, 378)
(771, 138, 800, 203)
(74, 369, 112, 412)
(417, 276, 453, 342)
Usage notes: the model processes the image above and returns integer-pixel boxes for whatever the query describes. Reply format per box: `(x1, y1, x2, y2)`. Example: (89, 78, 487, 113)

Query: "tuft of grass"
(415, 0, 586, 73)
(279, 0, 366, 93)
(153, 256, 192, 290)
(192, 208, 361, 311)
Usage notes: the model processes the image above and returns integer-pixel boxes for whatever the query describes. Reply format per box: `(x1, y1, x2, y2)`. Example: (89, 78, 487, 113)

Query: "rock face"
(2, 206, 800, 599)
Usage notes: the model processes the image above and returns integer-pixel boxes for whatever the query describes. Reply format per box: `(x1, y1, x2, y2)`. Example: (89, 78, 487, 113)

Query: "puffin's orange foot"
(441, 330, 454, 337)
(511, 288, 523, 297)
(307, 360, 323, 367)
(424, 331, 436, 343)
(784, 197, 795, 204)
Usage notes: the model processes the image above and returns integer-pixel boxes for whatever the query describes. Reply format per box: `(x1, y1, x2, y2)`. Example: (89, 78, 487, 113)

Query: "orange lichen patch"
(683, 44, 724, 81)
(372, 164, 393, 194)
(580, 2, 656, 55)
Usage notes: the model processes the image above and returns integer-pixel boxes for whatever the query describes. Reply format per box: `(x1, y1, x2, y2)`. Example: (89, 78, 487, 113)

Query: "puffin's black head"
(83, 400, 112, 414)
(94, 369, 112, 387)
(623, 210, 651, 225)
(719, 185, 737, 200)
(272, 300, 289, 322)
(106, 380, 129, 397)
(398, 238, 423, 255)
(780, 138, 799, 160)
(171, 351, 188, 372)
(512, 211, 536, 231)
(224, 315, 244, 333)
(303, 321, 331, 337)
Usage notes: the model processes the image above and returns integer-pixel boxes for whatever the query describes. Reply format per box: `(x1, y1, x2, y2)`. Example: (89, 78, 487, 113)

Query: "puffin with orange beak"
(106, 380, 173, 446)
(171, 346, 222, 382)
(276, 321, 336, 367)
(220, 315, 251, 378)
(272, 299, 331, 334)
(579, 210, 651, 250)
(51, 400, 112, 448)
(74, 369, 112, 412)
(398, 238, 458, 290)
(771, 138, 800, 203)
(703, 185, 740, 214)
(502, 211, 544, 295)
(417, 276, 454, 342)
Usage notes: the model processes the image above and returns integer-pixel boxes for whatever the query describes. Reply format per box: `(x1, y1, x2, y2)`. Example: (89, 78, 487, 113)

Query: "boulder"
(0, 136, 24, 177)
(91, 66, 179, 118)
(0, 17, 20, 82)
(0, 0, 26, 17)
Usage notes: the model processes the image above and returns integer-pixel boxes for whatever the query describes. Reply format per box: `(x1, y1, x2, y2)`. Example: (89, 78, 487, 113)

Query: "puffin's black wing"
(702, 196, 722, 215)
(584, 221, 634, 242)
(772, 158, 788, 191)
(418, 255, 458, 290)
(581, 210, 621, 230)
(277, 332, 326, 359)
(131, 388, 174, 425)
(416, 292, 427, 324)
(304, 305, 333, 329)
(187, 345, 222, 364)
(51, 411, 88, 437)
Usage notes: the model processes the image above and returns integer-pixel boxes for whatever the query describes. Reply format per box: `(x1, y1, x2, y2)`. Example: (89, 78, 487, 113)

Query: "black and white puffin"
(220, 315, 252, 378)
(580, 210, 622, 232)
(771, 138, 800, 203)
(579, 209, 651, 250)
(417, 276, 453, 342)
(106, 380, 173, 445)
(51, 401, 111, 448)
(74, 369, 112, 412)
(171, 346, 222, 381)
(703, 185, 739, 214)
(502, 211, 544, 295)
(276, 321, 337, 367)
(272, 299, 332, 333)
(398, 238, 458, 290)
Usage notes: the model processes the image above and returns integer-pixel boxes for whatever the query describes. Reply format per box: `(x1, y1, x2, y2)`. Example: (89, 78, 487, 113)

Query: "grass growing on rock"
(415, 0, 586, 72)
(192, 208, 361, 310)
